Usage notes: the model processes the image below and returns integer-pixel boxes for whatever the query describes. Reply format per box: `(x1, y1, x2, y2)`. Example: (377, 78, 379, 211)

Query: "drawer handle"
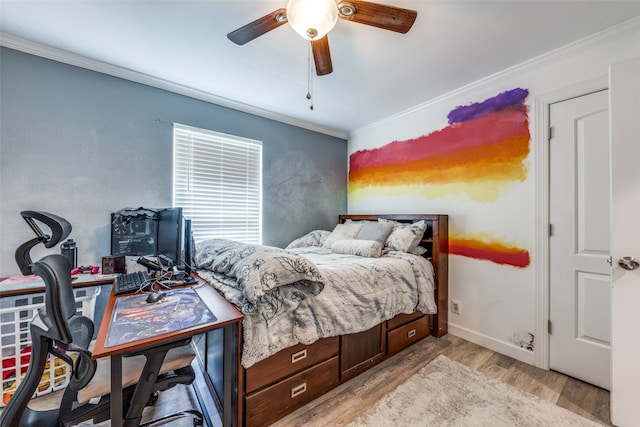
(407, 329, 416, 338)
(291, 382, 307, 398)
(291, 349, 307, 363)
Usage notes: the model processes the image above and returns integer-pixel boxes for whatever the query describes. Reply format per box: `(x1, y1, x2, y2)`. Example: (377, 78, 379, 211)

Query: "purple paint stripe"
(447, 88, 529, 124)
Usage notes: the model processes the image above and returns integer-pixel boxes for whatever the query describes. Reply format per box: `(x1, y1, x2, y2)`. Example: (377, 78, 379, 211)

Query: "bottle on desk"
(60, 238, 77, 269)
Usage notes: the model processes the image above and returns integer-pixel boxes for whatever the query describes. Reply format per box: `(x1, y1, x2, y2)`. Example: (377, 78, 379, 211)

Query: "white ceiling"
(2, 1, 640, 137)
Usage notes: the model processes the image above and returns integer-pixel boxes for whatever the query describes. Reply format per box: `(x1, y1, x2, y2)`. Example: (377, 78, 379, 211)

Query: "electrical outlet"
(451, 299, 461, 315)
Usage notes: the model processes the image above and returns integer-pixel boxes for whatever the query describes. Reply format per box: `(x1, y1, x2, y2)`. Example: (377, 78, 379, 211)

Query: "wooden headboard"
(338, 214, 448, 337)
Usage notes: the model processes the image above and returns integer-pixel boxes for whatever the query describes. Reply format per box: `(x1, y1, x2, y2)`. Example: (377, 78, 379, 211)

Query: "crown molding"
(0, 32, 349, 140)
(350, 15, 640, 139)
(3, 12, 639, 142)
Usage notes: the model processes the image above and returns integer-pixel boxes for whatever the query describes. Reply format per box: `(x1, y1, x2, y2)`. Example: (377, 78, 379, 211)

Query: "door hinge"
(548, 320, 552, 335)
(548, 126, 554, 140)
(549, 224, 554, 236)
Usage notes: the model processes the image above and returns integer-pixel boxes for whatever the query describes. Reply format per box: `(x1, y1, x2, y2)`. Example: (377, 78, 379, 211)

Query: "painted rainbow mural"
(349, 88, 531, 267)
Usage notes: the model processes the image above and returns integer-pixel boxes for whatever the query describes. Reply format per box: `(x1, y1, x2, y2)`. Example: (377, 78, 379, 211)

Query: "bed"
(193, 214, 448, 427)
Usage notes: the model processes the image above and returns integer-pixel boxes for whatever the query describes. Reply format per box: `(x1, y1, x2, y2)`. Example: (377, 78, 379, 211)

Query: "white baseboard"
(448, 323, 536, 366)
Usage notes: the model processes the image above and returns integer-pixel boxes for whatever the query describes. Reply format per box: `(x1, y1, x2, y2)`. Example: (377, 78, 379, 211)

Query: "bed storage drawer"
(387, 315, 430, 356)
(245, 336, 339, 393)
(245, 356, 339, 427)
(387, 311, 425, 330)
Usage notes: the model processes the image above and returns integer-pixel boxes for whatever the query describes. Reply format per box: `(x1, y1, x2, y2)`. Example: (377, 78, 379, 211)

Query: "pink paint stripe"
(350, 110, 529, 173)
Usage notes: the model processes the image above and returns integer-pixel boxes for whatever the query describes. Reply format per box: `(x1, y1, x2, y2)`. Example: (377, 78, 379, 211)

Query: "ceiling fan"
(227, 0, 418, 76)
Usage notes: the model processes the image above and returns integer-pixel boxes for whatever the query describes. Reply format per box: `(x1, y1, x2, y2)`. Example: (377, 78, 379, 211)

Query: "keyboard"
(113, 271, 150, 295)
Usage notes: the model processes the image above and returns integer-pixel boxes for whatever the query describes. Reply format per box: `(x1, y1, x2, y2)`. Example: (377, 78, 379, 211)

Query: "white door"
(549, 89, 611, 390)
(610, 56, 640, 426)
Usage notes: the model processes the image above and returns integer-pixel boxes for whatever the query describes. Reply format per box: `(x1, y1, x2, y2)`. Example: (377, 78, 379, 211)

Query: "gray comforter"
(196, 241, 436, 368)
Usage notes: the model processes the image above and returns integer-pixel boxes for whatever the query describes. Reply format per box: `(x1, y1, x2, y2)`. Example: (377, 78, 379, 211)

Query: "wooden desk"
(93, 281, 243, 427)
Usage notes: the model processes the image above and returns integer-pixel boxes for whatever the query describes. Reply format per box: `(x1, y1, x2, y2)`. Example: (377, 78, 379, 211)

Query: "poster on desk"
(105, 287, 217, 347)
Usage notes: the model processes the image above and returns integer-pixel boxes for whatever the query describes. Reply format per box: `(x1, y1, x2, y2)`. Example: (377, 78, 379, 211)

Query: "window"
(173, 123, 262, 244)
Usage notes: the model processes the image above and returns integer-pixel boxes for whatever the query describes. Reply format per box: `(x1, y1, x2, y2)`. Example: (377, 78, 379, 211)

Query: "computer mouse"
(146, 290, 165, 304)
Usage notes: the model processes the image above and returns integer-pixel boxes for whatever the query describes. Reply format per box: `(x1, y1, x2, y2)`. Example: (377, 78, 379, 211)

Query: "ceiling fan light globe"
(287, 0, 338, 40)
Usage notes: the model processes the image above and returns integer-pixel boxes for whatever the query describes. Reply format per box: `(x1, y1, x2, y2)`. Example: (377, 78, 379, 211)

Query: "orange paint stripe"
(349, 134, 530, 187)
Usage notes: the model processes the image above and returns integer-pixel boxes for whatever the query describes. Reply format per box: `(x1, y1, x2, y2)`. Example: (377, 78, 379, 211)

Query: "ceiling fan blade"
(312, 36, 333, 76)
(338, 1, 417, 34)
(227, 8, 288, 45)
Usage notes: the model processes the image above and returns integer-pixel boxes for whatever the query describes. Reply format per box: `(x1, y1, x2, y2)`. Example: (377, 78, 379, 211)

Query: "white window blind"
(173, 123, 262, 244)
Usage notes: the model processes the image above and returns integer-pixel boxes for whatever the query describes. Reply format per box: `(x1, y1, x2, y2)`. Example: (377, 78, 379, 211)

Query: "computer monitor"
(156, 207, 184, 267)
(182, 219, 197, 273)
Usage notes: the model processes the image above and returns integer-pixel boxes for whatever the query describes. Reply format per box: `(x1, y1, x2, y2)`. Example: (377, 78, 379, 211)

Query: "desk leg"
(112, 354, 123, 427)
(223, 324, 236, 427)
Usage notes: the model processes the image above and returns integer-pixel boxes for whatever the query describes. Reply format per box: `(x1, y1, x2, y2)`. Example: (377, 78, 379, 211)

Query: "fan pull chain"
(307, 40, 314, 111)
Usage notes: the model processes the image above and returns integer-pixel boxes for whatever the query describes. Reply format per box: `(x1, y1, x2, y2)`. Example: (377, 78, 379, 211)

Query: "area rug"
(347, 355, 603, 427)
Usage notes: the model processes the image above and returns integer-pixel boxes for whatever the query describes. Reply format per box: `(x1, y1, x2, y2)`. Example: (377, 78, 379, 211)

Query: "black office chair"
(0, 211, 203, 427)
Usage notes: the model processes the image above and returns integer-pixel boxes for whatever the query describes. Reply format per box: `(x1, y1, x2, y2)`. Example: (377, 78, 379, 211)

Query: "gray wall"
(0, 47, 347, 277)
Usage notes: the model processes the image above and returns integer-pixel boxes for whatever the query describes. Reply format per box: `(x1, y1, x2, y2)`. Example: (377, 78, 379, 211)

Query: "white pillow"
(379, 219, 427, 252)
(322, 222, 363, 249)
(331, 239, 383, 258)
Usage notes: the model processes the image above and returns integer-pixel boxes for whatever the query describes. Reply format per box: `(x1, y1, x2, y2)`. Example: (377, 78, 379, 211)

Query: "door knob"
(618, 257, 640, 271)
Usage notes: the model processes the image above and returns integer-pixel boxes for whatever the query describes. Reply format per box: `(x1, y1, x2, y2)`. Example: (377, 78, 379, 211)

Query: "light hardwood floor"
(5, 334, 610, 426)
(271, 334, 611, 426)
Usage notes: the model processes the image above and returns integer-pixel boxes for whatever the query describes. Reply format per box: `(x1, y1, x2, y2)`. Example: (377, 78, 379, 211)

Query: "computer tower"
(110, 207, 185, 269)
(110, 213, 156, 257)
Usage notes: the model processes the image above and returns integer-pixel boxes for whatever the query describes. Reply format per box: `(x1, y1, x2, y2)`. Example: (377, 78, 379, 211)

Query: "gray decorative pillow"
(410, 245, 428, 256)
(356, 220, 394, 244)
(286, 230, 331, 249)
(331, 239, 383, 258)
(379, 219, 427, 252)
(322, 222, 363, 249)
